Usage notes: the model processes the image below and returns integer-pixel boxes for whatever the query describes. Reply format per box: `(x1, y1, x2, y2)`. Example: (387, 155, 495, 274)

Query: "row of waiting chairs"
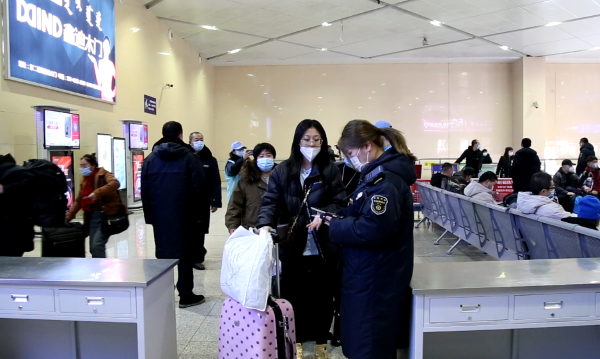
(415, 182, 600, 260)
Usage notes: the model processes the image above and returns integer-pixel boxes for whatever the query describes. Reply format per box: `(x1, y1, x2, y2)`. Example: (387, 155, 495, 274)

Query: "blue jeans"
(89, 210, 110, 258)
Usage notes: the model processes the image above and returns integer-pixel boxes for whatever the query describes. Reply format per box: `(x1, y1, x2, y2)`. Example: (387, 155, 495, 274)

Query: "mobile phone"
(310, 207, 341, 218)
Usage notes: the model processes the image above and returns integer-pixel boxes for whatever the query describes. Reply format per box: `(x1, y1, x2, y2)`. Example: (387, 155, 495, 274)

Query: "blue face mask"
(235, 150, 245, 158)
(257, 158, 274, 172)
(483, 152, 488, 156)
(384, 145, 392, 151)
(81, 167, 92, 177)
(477, 144, 482, 150)
(192, 141, 205, 152)
(344, 157, 352, 168)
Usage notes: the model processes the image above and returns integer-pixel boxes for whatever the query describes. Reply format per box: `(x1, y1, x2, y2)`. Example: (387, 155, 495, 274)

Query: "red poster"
(51, 155, 75, 208)
(493, 178, 514, 202)
(132, 154, 144, 202)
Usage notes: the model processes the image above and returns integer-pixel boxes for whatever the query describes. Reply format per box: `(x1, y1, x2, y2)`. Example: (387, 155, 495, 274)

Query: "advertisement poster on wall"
(97, 133, 112, 172)
(51, 153, 75, 208)
(113, 137, 126, 190)
(44, 111, 80, 148)
(132, 153, 144, 202)
(6, 0, 116, 103)
(129, 123, 148, 150)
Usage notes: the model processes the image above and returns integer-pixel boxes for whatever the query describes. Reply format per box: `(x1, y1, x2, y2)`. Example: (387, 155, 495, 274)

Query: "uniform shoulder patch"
(371, 195, 388, 215)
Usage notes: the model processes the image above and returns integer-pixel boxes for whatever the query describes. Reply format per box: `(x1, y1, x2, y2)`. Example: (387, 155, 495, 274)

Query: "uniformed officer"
(314, 120, 417, 359)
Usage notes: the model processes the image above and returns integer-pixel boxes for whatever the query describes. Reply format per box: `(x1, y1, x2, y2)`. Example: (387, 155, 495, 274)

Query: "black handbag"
(102, 206, 129, 235)
(101, 195, 129, 236)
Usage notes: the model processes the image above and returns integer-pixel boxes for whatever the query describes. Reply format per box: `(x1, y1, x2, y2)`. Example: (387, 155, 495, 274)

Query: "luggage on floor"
(218, 296, 296, 359)
(41, 223, 85, 258)
(219, 239, 296, 359)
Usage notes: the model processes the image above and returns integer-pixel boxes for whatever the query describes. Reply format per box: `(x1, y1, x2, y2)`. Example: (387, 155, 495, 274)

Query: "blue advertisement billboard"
(5, 0, 116, 103)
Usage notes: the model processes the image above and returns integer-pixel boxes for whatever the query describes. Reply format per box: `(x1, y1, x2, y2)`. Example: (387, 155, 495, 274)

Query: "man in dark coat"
(553, 159, 579, 211)
(455, 139, 483, 176)
(577, 138, 595, 175)
(329, 150, 417, 359)
(511, 138, 541, 193)
(189, 132, 222, 270)
(0, 154, 35, 256)
(142, 122, 207, 308)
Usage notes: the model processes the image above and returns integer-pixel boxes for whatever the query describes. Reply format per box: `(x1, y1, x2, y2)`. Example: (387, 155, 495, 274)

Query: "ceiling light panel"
(212, 41, 320, 63)
(558, 17, 600, 38)
(523, 38, 593, 56)
(217, 8, 317, 38)
(446, 8, 547, 37)
(184, 30, 265, 57)
(522, 0, 600, 22)
(282, 8, 424, 49)
(333, 22, 471, 58)
(262, 0, 380, 22)
(377, 39, 519, 59)
(149, 0, 253, 25)
(485, 26, 575, 51)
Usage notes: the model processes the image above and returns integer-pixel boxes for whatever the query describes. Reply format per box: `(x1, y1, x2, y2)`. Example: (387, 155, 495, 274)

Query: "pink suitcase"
(218, 296, 297, 359)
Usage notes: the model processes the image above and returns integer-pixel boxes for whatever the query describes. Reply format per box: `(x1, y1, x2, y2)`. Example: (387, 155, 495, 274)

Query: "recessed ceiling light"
(247, 74, 254, 76)
(158, 52, 171, 56)
(546, 22, 561, 26)
(131, 27, 140, 32)
(322, 22, 332, 27)
(263, 93, 268, 95)
(320, 48, 328, 51)
(590, 47, 600, 51)
(229, 49, 241, 54)
(201, 25, 217, 30)
(430, 20, 442, 26)
(500, 46, 510, 51)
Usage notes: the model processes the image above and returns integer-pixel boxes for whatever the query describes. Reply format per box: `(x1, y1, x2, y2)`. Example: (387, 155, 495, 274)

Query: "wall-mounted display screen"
(5, 0, 116, 103)
(113, 137, 126, 190)
(44, 110, 80, 148)
(97, 133, 112, 172)
(132, 153, 144, 202)
(129, 123, 148, 150)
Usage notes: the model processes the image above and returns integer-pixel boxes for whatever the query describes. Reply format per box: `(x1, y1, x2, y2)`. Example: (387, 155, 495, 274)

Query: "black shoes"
(193, 263, 206, 270)
(179, 294, 206, 308)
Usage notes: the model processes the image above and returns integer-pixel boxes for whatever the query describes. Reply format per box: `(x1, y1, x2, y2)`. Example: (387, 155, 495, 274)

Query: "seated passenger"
(449, 166, 475, 194)
(464, 171, 497, 204)
(579, 156, 600, 198)
(225, 143, 276, 233)
(431, 162, 453, 188)
(517, 172, 572, 220)
(562, 195, 600, 230)
(553, 159, 579, 211)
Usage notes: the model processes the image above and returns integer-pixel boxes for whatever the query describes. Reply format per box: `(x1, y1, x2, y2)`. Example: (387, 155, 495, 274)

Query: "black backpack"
(23, 159, 69, 227)
(502, 192, 518, 208)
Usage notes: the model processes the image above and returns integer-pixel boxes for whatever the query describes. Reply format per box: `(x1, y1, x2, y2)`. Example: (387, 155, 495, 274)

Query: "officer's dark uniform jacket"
(329, 150, 416, 359)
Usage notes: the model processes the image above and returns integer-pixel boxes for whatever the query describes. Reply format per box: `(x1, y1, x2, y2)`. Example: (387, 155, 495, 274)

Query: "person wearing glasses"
(258, 119, 346, 359)
(517, 172, 572, 220)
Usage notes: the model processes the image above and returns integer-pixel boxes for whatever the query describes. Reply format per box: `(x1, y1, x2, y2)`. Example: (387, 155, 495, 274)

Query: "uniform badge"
(371, 195, 388, 215)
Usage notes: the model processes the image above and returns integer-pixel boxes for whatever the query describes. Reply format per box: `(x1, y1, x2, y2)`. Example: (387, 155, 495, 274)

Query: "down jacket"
(257, 160, 346, 259)
(517, 192, 572, 220)
(142, 138, 207, 259)
(329, 151, 417, 359)
(577, 143, 595, 175)
(66, 167, 122, 221)
(464, 181, 496, 204)
(511, 148, 541, 192)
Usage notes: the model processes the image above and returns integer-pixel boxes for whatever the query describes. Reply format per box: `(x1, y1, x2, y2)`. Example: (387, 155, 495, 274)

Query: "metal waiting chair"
(538, 217, 583, 259)
(457, 196, 485, 249)
(430, 188, 456, 244)
(440, 191, 468, 254)
(415, 183, 431, 228)
(510, 209, 550, 259)
(485, 203, 521, 260)
(465, 197, 499, 256)
(576, 226, 600, 257)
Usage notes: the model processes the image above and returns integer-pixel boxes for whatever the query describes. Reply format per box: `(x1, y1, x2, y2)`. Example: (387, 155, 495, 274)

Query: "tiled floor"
(25, 193, 495, 359)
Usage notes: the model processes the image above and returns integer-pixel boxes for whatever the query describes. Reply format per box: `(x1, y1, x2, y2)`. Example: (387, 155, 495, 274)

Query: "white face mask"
(509, 151, 514, 156)
(569, 166, 575, 173)
(477, 144, 482, 150)
(350, 149, 369, 173)
(592, 163, 599, 169)
(300, 147, 321, 162)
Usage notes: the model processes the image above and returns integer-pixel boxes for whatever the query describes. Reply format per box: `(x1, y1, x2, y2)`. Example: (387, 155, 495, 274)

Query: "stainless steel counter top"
(411, 258, 600, 294)
(0, 258, 178, 287)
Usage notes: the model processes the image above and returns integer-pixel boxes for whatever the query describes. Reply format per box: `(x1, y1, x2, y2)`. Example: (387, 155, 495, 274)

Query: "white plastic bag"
(220, 227, 274, 311)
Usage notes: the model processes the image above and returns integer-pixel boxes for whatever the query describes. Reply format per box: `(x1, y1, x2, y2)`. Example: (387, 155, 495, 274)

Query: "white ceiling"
(147, 0, 600, 65)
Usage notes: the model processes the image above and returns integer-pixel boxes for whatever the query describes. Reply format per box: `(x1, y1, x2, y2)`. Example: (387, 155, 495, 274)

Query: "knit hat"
(578, 196, 600, 221)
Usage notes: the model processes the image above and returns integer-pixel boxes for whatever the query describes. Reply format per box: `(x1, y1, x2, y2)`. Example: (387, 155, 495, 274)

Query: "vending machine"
(33, 105, 80, 208)
(121, 120, 148, 209)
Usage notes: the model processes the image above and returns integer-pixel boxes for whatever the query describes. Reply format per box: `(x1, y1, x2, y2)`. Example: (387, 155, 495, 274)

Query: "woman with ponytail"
(322, 120, 417, 359)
